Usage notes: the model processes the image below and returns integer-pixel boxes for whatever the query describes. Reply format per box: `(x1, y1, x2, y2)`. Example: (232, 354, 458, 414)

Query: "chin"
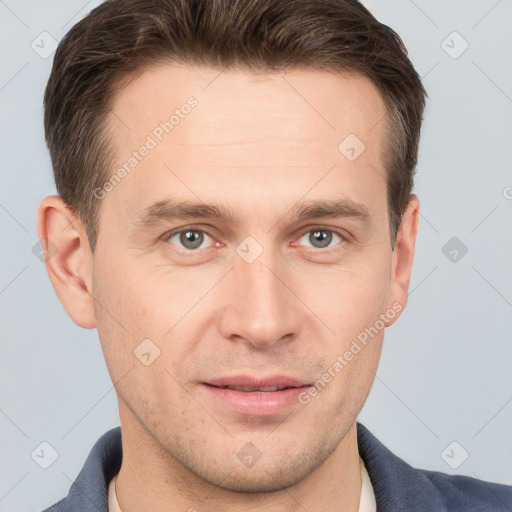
(206, 466, 309, 494)
(188, 447, 329, 494)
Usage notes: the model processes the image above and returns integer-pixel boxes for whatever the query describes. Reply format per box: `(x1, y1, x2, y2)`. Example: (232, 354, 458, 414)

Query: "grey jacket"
(42, 423, 512, 511)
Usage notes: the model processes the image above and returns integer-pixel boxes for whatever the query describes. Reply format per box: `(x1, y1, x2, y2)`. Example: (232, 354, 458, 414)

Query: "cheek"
(92, 256, 205, 392)
(314, 314, 384, 428)
(306, 254, 392, 328)
(94, 256, 166, 331)
(91, 265, 180, 419)
(298, 255, 390, 397)
(91, 258, 149, 378)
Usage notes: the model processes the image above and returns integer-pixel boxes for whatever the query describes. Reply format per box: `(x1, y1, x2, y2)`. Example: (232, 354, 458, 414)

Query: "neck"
(115, 402, 362, 512)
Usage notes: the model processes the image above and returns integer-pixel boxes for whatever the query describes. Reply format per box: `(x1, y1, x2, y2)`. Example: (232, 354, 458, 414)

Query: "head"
(39, 0, 426, 495)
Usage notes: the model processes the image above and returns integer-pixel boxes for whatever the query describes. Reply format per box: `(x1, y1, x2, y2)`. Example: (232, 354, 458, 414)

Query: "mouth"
(207, 384, 299, 392)
(200, 376, 311, 416)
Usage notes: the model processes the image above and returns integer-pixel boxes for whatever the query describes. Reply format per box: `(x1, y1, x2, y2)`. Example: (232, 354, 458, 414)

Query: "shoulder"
(41, 428, 122, 512)
(356, 422, 512, 511)
(422, 469, 512, 511)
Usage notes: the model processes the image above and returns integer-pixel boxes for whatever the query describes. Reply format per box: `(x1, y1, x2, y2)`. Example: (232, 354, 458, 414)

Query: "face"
(49, 63, 417, 492)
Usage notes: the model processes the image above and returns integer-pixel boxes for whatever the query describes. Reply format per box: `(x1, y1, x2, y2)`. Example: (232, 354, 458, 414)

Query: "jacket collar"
(63, 427, 122, 512)
(356, 422, 447, 511)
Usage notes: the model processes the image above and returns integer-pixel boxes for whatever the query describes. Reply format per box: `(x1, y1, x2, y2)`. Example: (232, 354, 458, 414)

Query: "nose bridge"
(219, 242, 298, 348)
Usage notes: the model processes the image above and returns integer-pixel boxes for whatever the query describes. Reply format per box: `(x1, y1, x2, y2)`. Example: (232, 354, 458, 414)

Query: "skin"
(38, 63, 419, 512)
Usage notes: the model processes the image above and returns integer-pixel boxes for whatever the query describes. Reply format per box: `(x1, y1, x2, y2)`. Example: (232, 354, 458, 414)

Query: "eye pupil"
(180, 230, 203, 249)
(310, 230, 332, 248)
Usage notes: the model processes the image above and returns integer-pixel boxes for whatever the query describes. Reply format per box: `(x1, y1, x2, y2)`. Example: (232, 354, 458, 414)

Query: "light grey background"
(1, 1, 511, 511)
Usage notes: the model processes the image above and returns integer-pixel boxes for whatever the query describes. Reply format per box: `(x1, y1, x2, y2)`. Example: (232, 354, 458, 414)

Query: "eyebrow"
(131, 197, 371, 230)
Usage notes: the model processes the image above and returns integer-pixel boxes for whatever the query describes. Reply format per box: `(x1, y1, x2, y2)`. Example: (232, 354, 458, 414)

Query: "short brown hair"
(44, 0, 427, 251)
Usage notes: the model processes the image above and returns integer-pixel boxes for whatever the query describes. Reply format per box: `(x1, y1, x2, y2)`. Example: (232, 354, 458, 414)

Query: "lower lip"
(200, 384, 310, 416)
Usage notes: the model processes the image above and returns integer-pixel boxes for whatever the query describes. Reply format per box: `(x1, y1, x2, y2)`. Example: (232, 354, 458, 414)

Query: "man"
(37, 0, 511, 510)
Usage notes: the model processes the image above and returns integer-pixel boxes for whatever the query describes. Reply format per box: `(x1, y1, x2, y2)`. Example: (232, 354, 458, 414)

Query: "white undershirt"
(358, 456, 377, 512)
(108, 456, 376, 511)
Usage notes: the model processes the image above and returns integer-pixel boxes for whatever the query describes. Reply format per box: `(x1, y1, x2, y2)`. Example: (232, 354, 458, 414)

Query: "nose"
(217, 250, 301, 349)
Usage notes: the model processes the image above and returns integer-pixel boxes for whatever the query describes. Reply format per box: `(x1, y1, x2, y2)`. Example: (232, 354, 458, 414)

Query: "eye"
(163, 226, 345, 253)
(166, 228, 214, 251)
(297, 228, 345, 249)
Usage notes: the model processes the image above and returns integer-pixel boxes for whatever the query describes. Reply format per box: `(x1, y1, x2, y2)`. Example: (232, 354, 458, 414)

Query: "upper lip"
(203, 375, 310, 391)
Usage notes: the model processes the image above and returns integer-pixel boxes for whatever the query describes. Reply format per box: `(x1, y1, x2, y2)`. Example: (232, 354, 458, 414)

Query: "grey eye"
(168, 229, 212, 250)
(299, 230, 342, 249)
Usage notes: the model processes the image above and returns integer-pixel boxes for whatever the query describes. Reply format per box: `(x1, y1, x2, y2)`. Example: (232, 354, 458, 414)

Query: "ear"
(385, 194, 420, 327)
(36, 195, 96, 328)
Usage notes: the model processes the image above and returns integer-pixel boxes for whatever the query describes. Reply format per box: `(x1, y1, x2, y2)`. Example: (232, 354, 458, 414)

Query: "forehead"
(102, 63, 389, 227)
(108, 62, 387, 154)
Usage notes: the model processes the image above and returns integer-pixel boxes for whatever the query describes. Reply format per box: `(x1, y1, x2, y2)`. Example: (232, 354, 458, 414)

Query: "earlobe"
(36, 195, 96, 329)
(386, 194, 420, 327)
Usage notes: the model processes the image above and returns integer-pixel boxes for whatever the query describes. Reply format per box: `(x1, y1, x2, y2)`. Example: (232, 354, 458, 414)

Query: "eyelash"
(163, 225, 347, 253)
